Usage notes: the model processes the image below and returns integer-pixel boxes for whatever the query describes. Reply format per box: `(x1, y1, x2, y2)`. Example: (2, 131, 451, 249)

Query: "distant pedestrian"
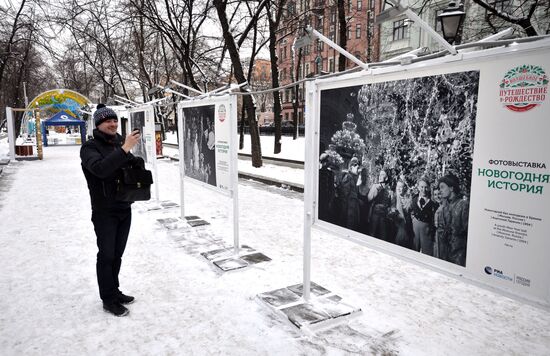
(80, 104, 144, 317)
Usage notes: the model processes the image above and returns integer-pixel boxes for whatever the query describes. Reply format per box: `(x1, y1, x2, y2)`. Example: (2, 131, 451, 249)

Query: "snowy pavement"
(1, 145, 549, 355)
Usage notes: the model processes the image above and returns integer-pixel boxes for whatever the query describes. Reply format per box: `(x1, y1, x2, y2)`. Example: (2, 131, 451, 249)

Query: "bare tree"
(472, 0, 543, 37)
(214, 0, 263, 167)
(0, 1, 56, 132)
(0, 0, 27, 85)
(56, 0, 133, 101)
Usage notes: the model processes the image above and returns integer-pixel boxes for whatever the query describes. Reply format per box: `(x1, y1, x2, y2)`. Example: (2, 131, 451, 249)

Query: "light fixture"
(438, 1, 465, 45)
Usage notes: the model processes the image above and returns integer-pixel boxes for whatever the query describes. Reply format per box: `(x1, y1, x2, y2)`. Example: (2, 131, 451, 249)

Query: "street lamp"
(438, 1, 465, 45)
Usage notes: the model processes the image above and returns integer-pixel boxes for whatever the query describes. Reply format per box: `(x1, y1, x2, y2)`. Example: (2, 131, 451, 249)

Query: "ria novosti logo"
(499, 65, 548, 112)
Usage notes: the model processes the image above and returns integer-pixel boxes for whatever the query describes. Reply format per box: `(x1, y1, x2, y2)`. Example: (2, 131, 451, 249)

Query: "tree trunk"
(266, 0, 286, 154)
(268, 19, 282, 154)
(292, 49, 302, 140)
(214, 0, 262, 167)
(337, 0, 348, 71)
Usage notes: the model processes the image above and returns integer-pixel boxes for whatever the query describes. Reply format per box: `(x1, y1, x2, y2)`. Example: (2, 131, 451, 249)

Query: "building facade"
(378, 0, 550, 60)
(276, 0, 383, 124)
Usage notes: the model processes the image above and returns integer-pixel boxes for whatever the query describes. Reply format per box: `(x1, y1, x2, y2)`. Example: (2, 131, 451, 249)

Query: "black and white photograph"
(318, 71, 480, 267)
(130, 110, 147, 161)
(182, 105, 216, 186)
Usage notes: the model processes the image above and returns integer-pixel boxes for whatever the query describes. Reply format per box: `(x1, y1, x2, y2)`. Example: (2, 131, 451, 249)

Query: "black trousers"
(91, 208, 132, 302)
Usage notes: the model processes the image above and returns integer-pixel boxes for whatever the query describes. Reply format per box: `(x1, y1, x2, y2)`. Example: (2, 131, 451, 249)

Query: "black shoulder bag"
(115, 167, 153, 202)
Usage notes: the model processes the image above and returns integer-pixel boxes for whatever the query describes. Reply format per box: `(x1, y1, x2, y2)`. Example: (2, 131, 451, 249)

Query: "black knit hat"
(94, 103, 118, 127)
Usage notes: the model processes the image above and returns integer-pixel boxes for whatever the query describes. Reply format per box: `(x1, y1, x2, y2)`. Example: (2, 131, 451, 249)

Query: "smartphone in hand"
(132, 129, 141, 135)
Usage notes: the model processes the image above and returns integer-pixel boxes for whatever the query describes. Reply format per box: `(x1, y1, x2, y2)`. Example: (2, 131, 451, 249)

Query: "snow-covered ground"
(1, 145, 549, 355)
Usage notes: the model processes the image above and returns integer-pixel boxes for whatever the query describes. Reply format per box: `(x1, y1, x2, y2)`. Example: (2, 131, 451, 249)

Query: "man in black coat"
(81, 104, 143, 317)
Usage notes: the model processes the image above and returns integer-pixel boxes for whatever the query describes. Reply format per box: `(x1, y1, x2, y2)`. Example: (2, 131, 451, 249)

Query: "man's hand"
(122, 130, 141, 153)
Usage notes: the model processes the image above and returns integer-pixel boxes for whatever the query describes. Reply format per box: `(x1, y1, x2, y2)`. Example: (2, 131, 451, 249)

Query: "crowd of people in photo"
(318, 154, 469, 267)
(184, 118, 216, 185)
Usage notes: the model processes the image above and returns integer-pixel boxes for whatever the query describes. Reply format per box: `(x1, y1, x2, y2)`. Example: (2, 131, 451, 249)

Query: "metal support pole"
(165, 88, 192, 99)
(177, 105, 186, 219)
(229, 95, 240, 254)
(306, 26, 370, 70)
(201, 82, 249, 99)
(478, 28, 514, 42)
(302, 81, 316, 301)
(113, 95, 140, 106)
(144, 97, 168, 106)
(149, 107, 160, 201)
(170, 80, 205, 95)
(113, 98, 138, 108)
(5, 107, 15, 161)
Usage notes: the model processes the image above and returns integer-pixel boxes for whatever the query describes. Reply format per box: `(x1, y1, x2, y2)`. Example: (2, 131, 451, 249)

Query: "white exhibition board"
(306, 40, 550, 308)
(176, 95, 239, 249)
(129, 106, 155, 164)
(177, 96, 237, 195)
(128, 105, 159, 200)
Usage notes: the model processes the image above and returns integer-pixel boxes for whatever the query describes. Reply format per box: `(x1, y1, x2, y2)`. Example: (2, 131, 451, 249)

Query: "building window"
(392, 19, 408, 41)
(331, 10, 336, 23)
(348, 0, 353, 12)
(357, 0, 362, 10)
(284, 46, 287, 59)
(329, 58, 334, 72)
(305, 63, 310, 76)
(369, 0, 375, 10)
(317, 16, 323, 30)
(356, 24, 361, 38)
(317, 39, 323, 52)
(347, 25, 351, 40)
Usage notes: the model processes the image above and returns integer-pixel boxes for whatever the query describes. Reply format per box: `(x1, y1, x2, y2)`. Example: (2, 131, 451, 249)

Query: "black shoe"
(117, 292, 135, 305)
(103, 301, 129, 317)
